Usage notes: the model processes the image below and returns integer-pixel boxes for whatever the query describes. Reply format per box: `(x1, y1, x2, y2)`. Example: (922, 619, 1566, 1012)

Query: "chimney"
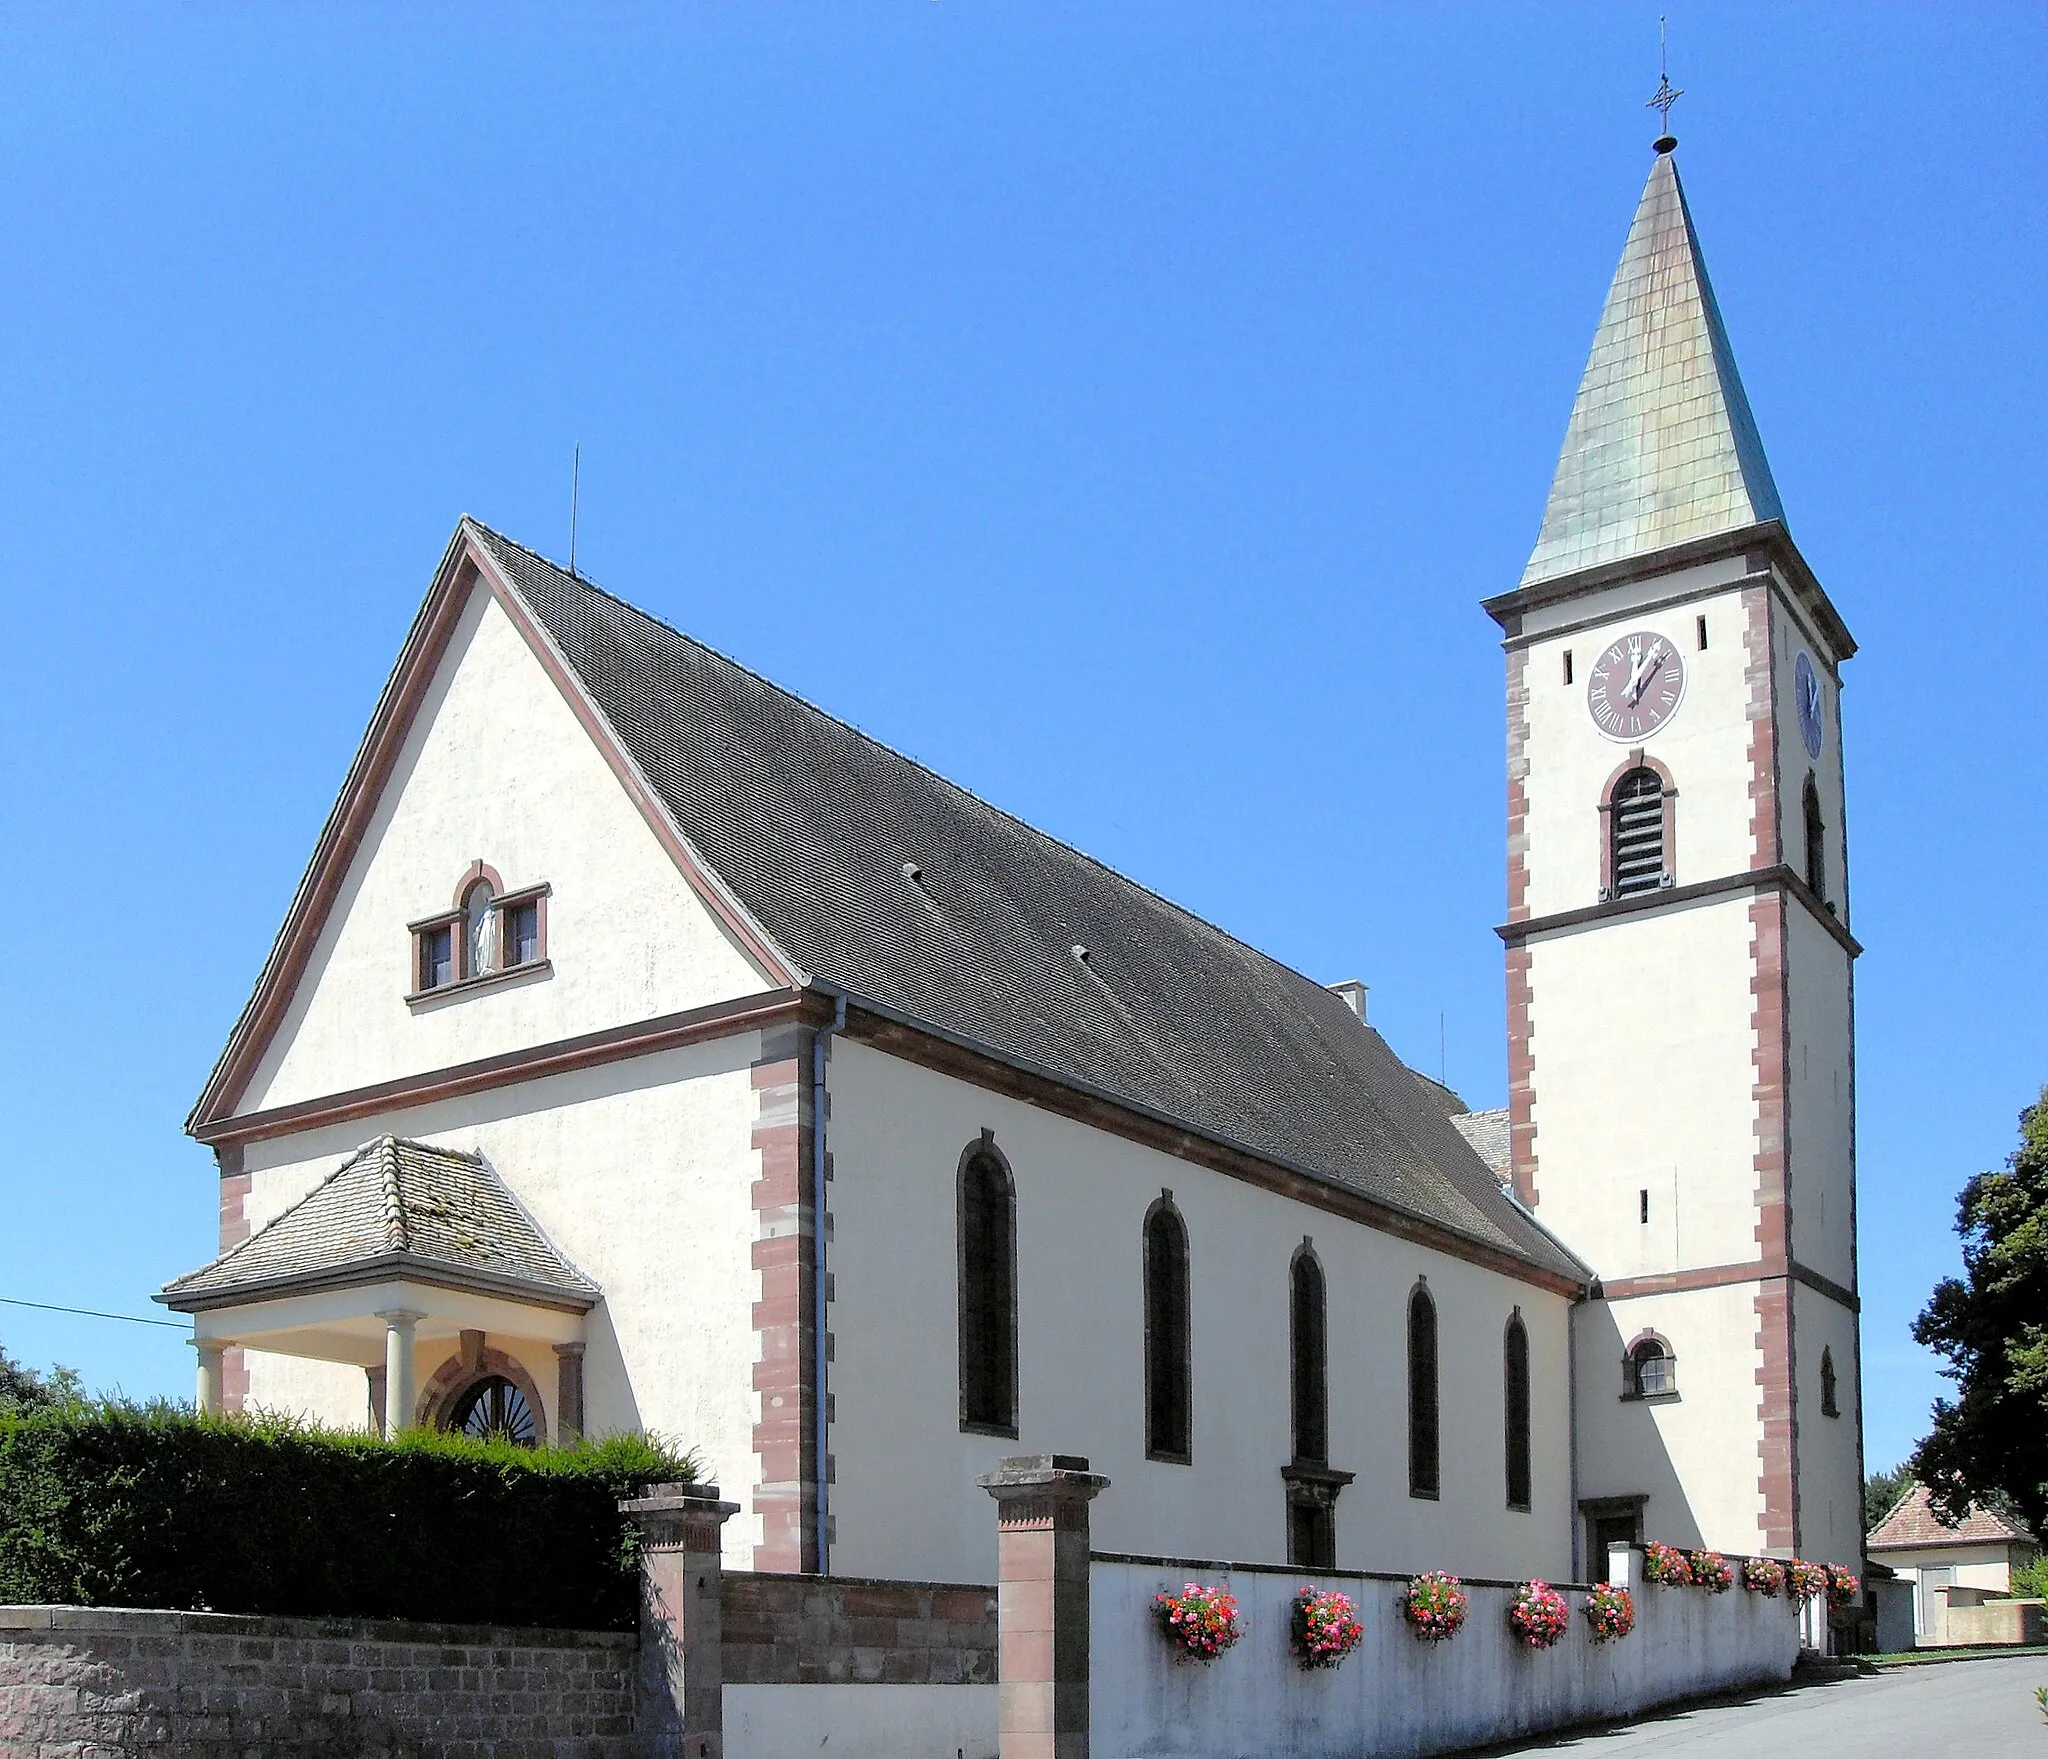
(1328, 980, 1368, 1023)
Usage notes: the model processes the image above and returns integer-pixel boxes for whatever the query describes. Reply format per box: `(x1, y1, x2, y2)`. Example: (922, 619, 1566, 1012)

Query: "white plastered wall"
(236, 580, 771, 1114)
(822, 1037, 1574, 1588)
(1516, 565, 1754, 917)
(232, 1033, 769, 1565)
(1573, 1283, 1766, 1552)
(1792, 1280, 1863, 1565)
(1520, 896, 1760, 1276)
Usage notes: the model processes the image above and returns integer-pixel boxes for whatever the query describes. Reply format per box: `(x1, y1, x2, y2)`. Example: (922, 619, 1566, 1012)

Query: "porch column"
(193, 1339, 228, 1417)
(979, 1453, 1109, 1759)
(553, 1341, 586, 1443)
(619, 1481, 740, 1758)
(379, 1310, 423, 1435)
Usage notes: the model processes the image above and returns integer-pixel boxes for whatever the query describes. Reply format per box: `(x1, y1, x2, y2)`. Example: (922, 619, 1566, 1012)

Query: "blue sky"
(0, 4, 2039, 1479)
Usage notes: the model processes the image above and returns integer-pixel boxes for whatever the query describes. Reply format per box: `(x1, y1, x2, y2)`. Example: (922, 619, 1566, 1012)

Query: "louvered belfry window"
(1609, 767, 1667, 896)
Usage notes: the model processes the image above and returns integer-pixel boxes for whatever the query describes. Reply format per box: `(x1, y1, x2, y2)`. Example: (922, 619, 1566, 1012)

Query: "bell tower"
(1483, 136, 1864, 1569)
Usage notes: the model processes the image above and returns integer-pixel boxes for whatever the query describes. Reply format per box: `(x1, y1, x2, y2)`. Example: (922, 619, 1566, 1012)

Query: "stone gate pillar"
(979, 1453, 1110, 1759)
(620, 1482, 740, 1759)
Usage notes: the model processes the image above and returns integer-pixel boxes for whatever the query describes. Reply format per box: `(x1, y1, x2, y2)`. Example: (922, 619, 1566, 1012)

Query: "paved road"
(1483, 1657, 2046, 1755)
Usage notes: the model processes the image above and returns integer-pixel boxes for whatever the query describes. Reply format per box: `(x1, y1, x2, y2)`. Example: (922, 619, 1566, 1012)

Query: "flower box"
(1291, 1587, 1365, 1670)
(1687, 1549, 1734, 1593)
(1508, 1580, 1571, 1649)
(1153, 1582, 1241, 1662)
(1400, 1571, 1468, 1644)
(1583, 1582, 1635, 1642)
(1740, 1557, 1786, 1597)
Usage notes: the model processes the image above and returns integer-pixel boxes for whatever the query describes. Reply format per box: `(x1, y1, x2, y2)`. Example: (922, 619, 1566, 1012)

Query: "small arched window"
(1407, 1284, 1439, 1500)
(463, 878, 497, 979)
(1143, 1196, 1192, 1462)
(1609, 767, 1668, 897)
(1803, 774, 1826, 899)
(1820, 1346, 1840, 1419)
(1625, 1336, 1675, 1398)
(1504, 1312, 1532, 1512)
(957, 1144, 1017, 1435)
(1290, 1246, 1328, 1466)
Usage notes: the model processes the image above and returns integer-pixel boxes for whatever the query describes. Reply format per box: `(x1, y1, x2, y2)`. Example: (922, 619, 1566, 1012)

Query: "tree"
(1912, 1087, 2048, 1538)
(1863, 1462, 1913, 1534)
(0, 1339, 81, 1413)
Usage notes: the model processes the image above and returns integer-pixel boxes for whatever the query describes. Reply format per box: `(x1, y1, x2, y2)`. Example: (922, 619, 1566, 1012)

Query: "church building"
(162, 134, 1865, 1586)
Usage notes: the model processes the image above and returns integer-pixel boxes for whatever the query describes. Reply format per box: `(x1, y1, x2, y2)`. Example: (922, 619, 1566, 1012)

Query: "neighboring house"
(1867, 1485, 2038, 1644)
(158, 135, 1867, 1588)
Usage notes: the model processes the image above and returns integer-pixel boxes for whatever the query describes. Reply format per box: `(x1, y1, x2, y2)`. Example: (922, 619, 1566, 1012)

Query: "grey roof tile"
(162, 1137, 599, 1308)
(468, 524, 1583, 1282)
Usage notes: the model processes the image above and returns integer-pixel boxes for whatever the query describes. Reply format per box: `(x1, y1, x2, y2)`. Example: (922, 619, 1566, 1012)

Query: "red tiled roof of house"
(1867, 1483, 2034, 1550)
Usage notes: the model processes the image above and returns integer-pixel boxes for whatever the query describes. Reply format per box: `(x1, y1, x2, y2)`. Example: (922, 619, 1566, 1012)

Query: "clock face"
(1794, 651, 1825, 759)
(1587, 630, 1687, 742)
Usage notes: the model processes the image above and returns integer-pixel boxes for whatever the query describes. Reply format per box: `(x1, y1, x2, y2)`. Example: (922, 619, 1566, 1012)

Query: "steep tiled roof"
(1867, 1483, 2035, 1551)
(469, 523, 1586, 1284)
(161, 1137, 598, 1310)
(1451, 1109, 1512, 1181)
(1523, 146, 1783, 587)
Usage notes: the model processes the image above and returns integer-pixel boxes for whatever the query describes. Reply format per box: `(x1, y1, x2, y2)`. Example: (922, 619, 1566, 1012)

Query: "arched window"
(1407, 1284, 1439, 1500)
(1625, 1335, 1676, 1398)
(1290, 1246, 1327, 1465)
(957, 1143, 1017, 1435)
(1143, 1196, 1192, 1462)
(1609, 767, 1668, 897)
(1820, 1346, 1840, 1418)
(449, 1374, 539, 1446)
(463, 878, 497, 979)
(1803, 774, 1826, 899)
(1504, 1312, 1532, 1512)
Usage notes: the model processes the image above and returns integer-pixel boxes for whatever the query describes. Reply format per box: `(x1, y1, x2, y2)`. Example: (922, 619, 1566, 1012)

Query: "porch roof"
(158, 1136, 599, 1316)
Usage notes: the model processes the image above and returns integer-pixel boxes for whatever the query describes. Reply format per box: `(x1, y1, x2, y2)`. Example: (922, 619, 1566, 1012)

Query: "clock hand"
(1632, 648, 1666, 705)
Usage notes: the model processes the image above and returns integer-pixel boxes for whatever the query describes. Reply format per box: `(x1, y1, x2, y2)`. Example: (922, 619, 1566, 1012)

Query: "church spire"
(1521, 144, 1784, 588)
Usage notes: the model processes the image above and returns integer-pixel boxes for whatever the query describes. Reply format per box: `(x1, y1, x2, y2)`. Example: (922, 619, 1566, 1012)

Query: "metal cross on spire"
(1646, 14, 1683, 149)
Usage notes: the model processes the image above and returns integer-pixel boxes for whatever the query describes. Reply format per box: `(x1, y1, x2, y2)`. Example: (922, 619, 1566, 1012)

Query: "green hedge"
(0, 1402, 695, 1630)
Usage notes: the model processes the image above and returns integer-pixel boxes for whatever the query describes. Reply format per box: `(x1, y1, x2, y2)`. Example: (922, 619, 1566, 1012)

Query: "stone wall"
(720, 1573, 996, 1685)
(1089, 1549, 1802, 1759)
(1941, 1596, 2047, 1648)
(0, 1605, 634, 1759)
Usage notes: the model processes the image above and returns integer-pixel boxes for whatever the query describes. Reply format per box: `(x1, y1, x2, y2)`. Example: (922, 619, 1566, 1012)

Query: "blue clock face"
(1794, 652, 1825, 760)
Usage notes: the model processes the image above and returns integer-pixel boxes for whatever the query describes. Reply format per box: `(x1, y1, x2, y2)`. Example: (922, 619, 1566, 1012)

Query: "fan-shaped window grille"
(1290, 1249, 1328, 1466)
(1408, 1286, 1439, 1499)
(449, 1375, 539, 1447)
(1610, 768, 1667, 896)
(1143, 1199, 1192, 1462)
(958, 1148, 1017, 1434)
(1504, 1314, 1532, 1511)
(1626, 1338, 1675, 1399)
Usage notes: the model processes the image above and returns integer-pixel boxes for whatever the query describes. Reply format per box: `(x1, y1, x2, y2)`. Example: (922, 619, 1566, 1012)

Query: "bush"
(0, 1401, 694, 1630)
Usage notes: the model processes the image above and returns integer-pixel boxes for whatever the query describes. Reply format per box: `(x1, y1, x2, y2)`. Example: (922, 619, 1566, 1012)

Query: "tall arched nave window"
(957, 1142, 1018, 1436)
(1143, 1195, 1192, 1462)
(1803, 773, 1827, 900)
(1407, 1283, 1439, 1500)
(1503, 1311, 1532, 1512)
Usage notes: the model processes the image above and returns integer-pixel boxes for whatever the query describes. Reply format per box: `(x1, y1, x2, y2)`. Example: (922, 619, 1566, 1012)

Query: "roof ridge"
(462, 518, 1357, 1010)
(377, 1136, 408, 1252)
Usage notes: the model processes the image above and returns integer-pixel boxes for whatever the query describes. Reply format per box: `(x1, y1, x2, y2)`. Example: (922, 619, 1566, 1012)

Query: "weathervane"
(1647, 15, 1683, 150)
